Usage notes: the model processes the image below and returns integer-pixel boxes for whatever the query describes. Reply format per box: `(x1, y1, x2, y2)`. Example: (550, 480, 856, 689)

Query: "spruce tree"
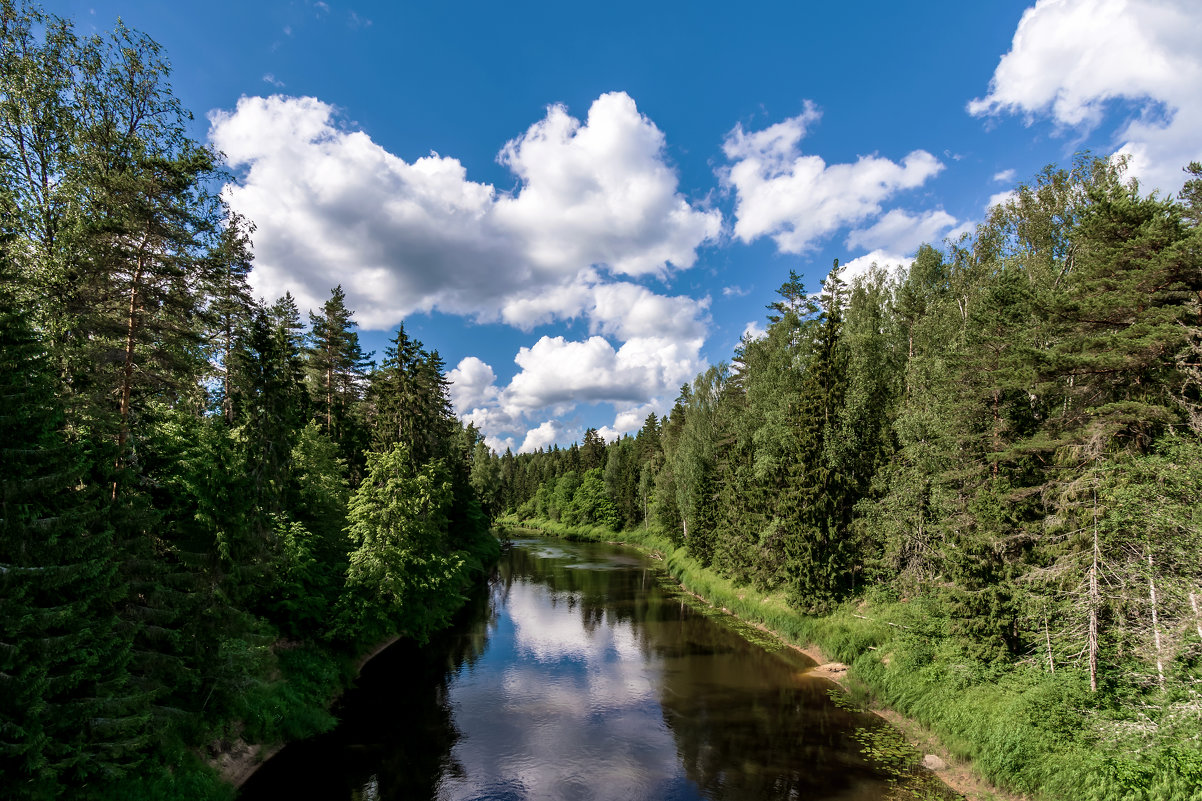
(0, 258, 145, 796)
(306, 285, 370, 480)
(783, 267, 852, 612)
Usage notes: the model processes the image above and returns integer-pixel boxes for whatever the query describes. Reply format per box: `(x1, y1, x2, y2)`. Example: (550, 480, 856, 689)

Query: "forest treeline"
(493, 157, 1202, 797)
(0, 4, 497, 799)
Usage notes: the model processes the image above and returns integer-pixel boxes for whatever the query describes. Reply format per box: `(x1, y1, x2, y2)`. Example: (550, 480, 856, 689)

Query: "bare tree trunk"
(1190, 592, 1202, 642)
(1148, 549, 1165, 691)
(1044, 613, 1055, 673)
(1089, 487, 1100, 693)
(326, 364, 333, 434)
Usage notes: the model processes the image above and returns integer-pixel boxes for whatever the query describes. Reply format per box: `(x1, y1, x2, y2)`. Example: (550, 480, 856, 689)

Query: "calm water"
(239, 537, 945, 801)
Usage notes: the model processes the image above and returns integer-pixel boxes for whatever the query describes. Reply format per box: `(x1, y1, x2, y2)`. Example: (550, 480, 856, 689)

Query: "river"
(239, 536, 951, 801)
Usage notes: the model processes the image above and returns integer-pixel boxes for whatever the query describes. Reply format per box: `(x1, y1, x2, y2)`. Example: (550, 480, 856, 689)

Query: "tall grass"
(505, 516, 1202, 801)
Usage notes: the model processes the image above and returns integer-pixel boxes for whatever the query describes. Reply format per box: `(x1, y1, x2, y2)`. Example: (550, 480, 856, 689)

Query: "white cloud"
(519, 421, 563, 453)
(987, 189, 1018, 210)
(721, 103, 944, 254)
(742, 320, 767, 340)
(210, 92, 721, 453)
(505, 335, 702, 415)
(838, 249, 911, 286)
(610, 403, 658, 435)
(495, 92, 722, 279)
(209, 92, 721, 331)
(969, 0, 1202, 192)
(448, 329, 703, 453)
(722, 285, 749, 297)
(262, 73, 285, 88)
(993, 168, 1017, 183)
(845, 208, 959, 254)
(446, 356, 499, 413)
(587, 282, 709, 341)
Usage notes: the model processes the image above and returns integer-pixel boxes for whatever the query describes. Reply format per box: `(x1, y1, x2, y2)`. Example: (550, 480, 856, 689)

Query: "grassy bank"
(505, 517, 1202, 801)
(88, 531, 501, 801)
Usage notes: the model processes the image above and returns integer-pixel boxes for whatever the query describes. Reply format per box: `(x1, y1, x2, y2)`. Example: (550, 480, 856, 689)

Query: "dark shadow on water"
(239, 538, 958, 801)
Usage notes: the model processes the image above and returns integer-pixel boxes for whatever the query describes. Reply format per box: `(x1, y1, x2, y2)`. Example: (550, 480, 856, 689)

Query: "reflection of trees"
(239, 577, 495, 801)
(513, 538, 898, 800)
(653, 613, 890, 800)
(244, 538, 919, 801)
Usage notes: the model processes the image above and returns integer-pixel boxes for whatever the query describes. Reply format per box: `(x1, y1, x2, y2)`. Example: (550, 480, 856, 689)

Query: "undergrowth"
(506, 516, 1202, 801)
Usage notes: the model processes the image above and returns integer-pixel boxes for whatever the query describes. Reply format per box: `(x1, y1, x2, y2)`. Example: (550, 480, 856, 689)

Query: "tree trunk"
(1089, 487, 1100, 693)
(1190, 592, 1202, 642)
(1044, 613, 1055, 674)
(1148, 549, 1165, 692)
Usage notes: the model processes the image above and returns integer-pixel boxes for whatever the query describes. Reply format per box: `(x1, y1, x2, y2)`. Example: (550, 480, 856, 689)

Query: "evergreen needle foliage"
(501, 157, 1202, 800)
(0, 4, 499, 798)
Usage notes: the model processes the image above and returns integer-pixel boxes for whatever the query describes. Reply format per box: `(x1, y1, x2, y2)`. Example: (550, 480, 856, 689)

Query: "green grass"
(83, 527, 503, 801)
(505, 515, 1202, 801)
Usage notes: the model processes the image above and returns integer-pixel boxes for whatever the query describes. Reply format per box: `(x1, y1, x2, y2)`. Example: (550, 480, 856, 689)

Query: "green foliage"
(342, 445, 467, 644)
(501, 154, 1202, 801)
(0, 6, 500, 795)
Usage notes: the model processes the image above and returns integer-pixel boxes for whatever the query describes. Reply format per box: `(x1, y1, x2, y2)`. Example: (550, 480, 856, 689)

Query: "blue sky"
(54, 0, 1202, 452)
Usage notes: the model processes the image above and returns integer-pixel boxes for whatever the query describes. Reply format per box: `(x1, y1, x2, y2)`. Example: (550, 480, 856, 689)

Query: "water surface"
(240, 536, 944, 800)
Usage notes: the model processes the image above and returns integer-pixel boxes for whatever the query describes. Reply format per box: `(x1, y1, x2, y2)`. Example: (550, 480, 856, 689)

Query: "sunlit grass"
(505, 515, 1202, 801)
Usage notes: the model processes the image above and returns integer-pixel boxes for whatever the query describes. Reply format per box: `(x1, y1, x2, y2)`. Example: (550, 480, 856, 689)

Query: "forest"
(0, 4, 499, 799)
(5, 1, 1202, 799)
(492, 159, 1202, 798)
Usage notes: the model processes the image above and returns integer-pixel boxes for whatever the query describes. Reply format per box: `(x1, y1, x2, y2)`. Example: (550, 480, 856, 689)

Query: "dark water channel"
(240, 537, 950, 801)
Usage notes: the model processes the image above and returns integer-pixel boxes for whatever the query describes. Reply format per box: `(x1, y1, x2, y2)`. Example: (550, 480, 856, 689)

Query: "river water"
(239, 536, 949, 801)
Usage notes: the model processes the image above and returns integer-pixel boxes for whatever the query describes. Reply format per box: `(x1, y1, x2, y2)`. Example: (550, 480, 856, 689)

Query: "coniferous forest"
(0, 5, 498, 799)
(5, 2, 1202, 801)
(497, 158, 1202, 798)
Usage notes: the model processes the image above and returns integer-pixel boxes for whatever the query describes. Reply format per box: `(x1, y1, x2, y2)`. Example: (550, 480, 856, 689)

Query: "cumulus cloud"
(209, 92, 721, 330)
(210, 92, 721, 452)
(969, 0, 1202, 192)
(610, 402, 659, 435)
(495, 92, 722, 279)
(520, 421, 563, 453)
(838, 250, 911, 285)
(742, 320, 767, 341)
(446, 356, 500, 413)
(447, 330, 702, 453)
(987, 189, 1018, 210)
(845, 208, 959, 254)
(721, 102, 944, 253)
(506, 335, 700, 417)
(993, 168, 1017, 183)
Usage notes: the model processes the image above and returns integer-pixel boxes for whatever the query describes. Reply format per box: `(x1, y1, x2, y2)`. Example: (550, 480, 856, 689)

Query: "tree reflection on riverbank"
(240, 537, 951, 801)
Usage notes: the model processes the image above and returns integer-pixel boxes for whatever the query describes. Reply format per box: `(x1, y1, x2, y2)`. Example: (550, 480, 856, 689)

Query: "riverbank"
(504, 517, 1168, 801)
(208, 634, 405, 790)
(215, 531, 501, 796)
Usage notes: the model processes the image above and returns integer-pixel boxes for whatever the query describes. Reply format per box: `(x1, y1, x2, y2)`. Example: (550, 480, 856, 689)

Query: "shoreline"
(210, 634, 404, 790)
(523, 523, 1031, 801)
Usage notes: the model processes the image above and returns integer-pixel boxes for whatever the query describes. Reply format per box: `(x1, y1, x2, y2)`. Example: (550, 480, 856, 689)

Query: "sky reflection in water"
(239, 537, 914, 801)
